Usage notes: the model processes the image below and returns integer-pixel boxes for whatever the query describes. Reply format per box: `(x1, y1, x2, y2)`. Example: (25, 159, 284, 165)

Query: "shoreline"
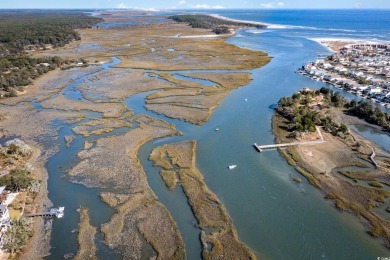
(150, 141, 256, 259)
(272, 90, 390, 249)
(178, 32, 234, 38)
(0, 12, 271, 258)
(308, 37, 390, 52)
(208, 13, 268, 28)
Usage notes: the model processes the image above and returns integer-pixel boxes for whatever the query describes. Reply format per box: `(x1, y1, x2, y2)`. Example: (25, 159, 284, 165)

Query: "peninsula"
(273, 87, 390, 247)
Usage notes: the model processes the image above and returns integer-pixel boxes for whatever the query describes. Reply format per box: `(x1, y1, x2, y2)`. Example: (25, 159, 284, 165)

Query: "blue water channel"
(350, 125, 390, 152)
(44, 58, 124, 259)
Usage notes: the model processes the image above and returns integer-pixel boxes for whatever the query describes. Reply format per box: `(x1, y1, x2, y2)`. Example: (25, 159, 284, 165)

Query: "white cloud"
(260, 2, 285, 8)
(191, 4, 225, 9)
(179, 0, 186, 5)
(116, 3, 127, 8)
(260, 2, 275, 8)
(354, 3, 365, 8)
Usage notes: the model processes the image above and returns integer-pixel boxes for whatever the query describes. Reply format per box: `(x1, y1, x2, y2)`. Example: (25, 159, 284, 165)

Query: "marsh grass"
(160, 170, 178, 190)
(75, 208, 97, 260)
(150, 141, 256, 259)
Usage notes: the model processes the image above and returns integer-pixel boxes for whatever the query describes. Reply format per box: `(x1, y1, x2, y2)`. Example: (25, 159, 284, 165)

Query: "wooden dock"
(254, 140, 324, 152)
(254, 127, 325, 152)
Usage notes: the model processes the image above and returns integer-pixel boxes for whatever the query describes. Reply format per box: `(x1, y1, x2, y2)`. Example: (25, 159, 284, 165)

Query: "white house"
(369, 87, 383, 94)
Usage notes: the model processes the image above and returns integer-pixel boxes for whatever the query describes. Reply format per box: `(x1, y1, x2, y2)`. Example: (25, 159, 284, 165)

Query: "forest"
(169, 14, 266, 34)
(276, 87, 389, 137)
(0, 10, 103, 97)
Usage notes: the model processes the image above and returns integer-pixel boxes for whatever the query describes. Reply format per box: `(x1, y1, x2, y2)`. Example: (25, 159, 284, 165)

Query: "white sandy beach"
(308, 37, 390, 52)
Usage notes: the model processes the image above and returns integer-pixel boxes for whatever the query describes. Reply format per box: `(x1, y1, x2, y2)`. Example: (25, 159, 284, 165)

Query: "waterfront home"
(314, 59, 325, 65)
(368, 87, 383, 95)
(323, 63, 333, 69)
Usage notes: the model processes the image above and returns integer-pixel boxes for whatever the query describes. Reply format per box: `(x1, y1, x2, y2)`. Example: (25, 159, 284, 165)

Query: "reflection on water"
(350, 125, 390, 151)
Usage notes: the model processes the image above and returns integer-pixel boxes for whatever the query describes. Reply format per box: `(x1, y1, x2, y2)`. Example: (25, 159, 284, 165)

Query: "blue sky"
(1, 0, 390, 9)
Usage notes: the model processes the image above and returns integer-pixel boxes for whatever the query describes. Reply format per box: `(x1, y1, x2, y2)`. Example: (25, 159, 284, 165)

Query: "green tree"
(2, 218, 33, 254)
(0, 169, 33, 191)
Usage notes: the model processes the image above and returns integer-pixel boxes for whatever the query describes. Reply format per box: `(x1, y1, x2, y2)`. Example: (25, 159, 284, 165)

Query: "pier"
(25, 207, 64, 218)
(254, 140, 324, 152)
(254, 127, 325, 152)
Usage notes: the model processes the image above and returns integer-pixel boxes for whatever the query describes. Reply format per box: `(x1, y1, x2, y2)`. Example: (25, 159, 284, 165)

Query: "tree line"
(320, 87, 389, 129)
(0, 10, 103, 55)
(169, 14, 265, 34)
(276, 87, 389, 138)
(0, 10, 103, 98)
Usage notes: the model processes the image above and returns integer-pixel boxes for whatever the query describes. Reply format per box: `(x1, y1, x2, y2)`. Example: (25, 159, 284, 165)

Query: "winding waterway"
(41, 13, 390, 260)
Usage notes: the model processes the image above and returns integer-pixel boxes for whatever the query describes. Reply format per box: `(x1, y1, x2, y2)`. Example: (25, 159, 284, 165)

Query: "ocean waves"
(210, 13, 360, 33)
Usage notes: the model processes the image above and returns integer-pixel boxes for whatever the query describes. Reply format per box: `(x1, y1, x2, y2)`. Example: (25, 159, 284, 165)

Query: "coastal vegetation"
(276, 87, 389, 138)
(276, 88, 349, 137)
(0, 10, 103, 97)
(0, 56, 66, 97)
(169, 14, 265, 34)
(273, 88, 390, 248)
(75, 208, 97, 260)
(0, 11, 103, 55)
(0, 10, 272, 258)
(1, 218, 33, 255)
(144, 72, 253, 124)
(150, 141, 256, 259)
(0, 139, 35, 191)
(346, 100, 390, 129)
(0, 168, 34, 192)
(159, 170, 178, 190)
(67, 115, 185, 259)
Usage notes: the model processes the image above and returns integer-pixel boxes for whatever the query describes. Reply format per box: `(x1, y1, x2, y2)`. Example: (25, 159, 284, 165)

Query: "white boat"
(245, 98, 248, 101)
(215, 128, 220, 131)
(50, 207, 65, 218)
(228, 165, 237, 170)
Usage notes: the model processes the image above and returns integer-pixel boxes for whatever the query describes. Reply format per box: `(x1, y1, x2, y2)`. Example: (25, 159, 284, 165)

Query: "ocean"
(45, 9, 390, 259)
(206, 9, 390, 42)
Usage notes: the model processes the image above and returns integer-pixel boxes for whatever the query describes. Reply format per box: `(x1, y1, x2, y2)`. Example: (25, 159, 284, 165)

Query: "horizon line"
(1, 7, 390, 10)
